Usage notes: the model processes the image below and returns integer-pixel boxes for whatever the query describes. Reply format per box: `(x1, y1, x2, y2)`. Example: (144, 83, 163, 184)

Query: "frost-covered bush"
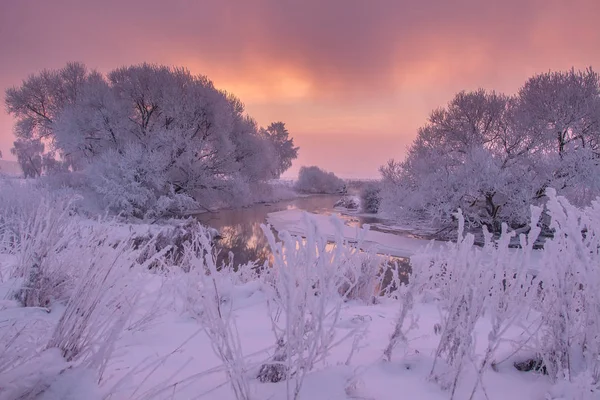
(294, 166, 345, 194)
(339, 253, 384, 304)
(334, 195, 360, 210)
(425, 214, 501, 397)
(0, 233, 146, 398)
(0, 180, 176, 396)
(360, 183, 381, 213)
(12, 199, 80, 308)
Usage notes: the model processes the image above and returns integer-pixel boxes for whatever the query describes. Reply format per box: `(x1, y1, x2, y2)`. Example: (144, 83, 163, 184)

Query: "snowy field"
(0, 280, 552, 400)
(2, 182, 599, 400)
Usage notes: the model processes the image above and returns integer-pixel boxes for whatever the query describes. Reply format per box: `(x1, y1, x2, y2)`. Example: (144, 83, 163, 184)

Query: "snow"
(0, 188, 592, 400)
(0, 214, 555, 400)
(267, 209, 444, 258)
(26, 276, 547, 400)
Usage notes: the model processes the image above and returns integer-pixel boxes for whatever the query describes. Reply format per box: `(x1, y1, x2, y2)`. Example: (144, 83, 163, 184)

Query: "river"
(195, 194, 385, 266)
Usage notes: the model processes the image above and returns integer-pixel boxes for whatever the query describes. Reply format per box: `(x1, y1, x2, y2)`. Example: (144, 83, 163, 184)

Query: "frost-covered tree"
(6, 63, 298, 216)
(5, 62, 89, 174)
(517, 68, 600, 156)
(380, 68, 600, 233)
(260, 122, 299, 178)
(295, 166, 345, 194)
(515, 68, 600, 205)
(360, 183, 381, 213)
(10, 138, 44, 178)
(380, 90, 535, 231)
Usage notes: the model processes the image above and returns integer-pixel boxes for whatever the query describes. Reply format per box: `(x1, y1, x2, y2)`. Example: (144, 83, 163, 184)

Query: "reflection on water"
(195, 195, 384, 266)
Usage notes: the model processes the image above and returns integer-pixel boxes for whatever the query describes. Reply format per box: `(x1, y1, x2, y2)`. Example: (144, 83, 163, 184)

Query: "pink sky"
(1, 0, 600, 178)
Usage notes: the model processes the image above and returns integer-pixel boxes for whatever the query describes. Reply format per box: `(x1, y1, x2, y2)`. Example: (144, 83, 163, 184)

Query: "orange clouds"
(209, 65, 314, 103)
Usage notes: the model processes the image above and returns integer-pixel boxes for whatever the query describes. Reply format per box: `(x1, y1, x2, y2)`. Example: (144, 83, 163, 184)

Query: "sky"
(1, 0, 600, 178)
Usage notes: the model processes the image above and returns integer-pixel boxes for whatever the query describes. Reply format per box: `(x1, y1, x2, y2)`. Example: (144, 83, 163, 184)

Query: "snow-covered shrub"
(294, 166, 345, 194)
(383, 256, 424, 362)
(0, 230, 147, 398)
(404, 209, 543, 398)
(258, 213, 371, 399)
(0, 191, 156, 396)
(2, 188, 114, 307)
(469, 219, 542, 397)
(152, 191, 199, 219)
(334, 195, 360, 210)
(360, 183, 381, 213)
(339, 252, 384, 304)
(421, 213, 493, 396)
(134, 219, 202, 269)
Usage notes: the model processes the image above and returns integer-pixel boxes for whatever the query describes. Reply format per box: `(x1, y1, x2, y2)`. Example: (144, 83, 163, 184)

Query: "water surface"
(196, 195, 382, 265)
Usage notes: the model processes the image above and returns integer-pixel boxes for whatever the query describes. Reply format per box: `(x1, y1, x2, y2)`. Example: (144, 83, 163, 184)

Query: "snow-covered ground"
(95, 287, 553, 399)
(0, 266, 552, 400)
(1, 187, 597, 400)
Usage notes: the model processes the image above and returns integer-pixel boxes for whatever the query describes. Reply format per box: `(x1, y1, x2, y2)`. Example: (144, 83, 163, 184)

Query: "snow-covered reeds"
(382, 267, 419, 362)
(46, 234, 140, 382)
(12, 197, 81, 308)
(258, 213, 373, 400)
(532, 189, 600, 388)
(0, 180, 45, 255)
(406, 208, 541, 399)
(395, 189, 600, 398)
(0, 180, 156, 397)
(179, 227, 252, 400)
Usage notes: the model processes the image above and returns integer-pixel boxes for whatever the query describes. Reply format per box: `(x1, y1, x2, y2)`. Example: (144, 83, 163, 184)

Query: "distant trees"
(295, 166, 345, 194)
(380, 68, 600, 233)
(261, 122, 299, 178)
(360, 183, 381, 213)
(5, 62, 88, 177)
(5, 63, 298, 216)
(10, 139, 44, 178)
